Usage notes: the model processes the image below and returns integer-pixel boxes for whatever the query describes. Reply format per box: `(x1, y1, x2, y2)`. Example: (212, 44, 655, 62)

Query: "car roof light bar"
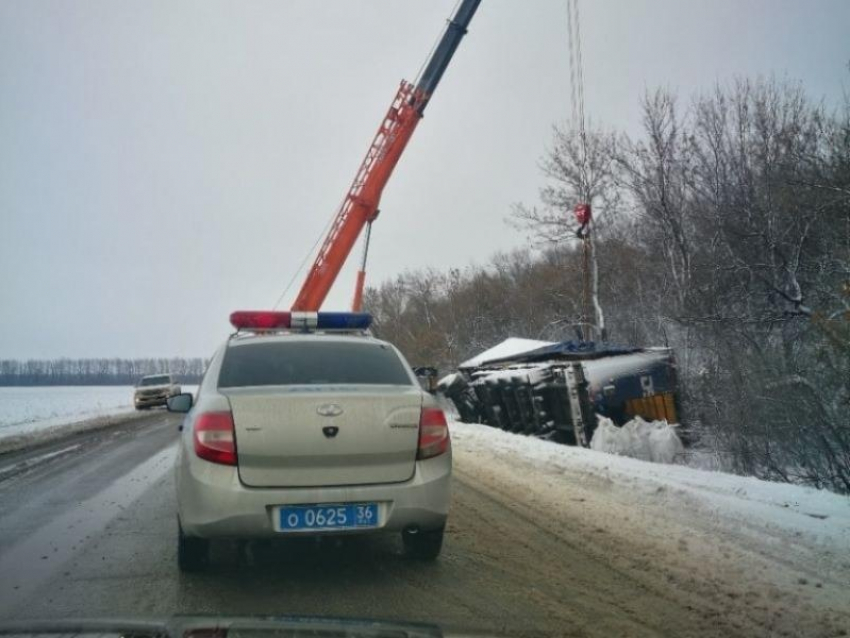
(229, 310, 373, 332)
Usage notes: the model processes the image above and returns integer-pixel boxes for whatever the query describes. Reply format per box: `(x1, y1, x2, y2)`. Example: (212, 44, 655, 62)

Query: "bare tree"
(365, 76, 850, 493)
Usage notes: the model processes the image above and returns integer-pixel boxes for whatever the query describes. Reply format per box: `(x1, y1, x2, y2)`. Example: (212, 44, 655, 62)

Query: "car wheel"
(402, 526, 444, 561)
(178, 521, 209, 572)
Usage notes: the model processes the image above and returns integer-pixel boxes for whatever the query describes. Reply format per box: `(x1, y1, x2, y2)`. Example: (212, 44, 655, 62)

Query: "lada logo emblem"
(316, 403, 343, 417)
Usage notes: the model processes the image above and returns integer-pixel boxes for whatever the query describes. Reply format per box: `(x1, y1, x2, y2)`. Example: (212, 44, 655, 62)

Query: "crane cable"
(271, 209, 338, 310)
(273, 1, 465, 312)
(567, 0, 594, 341)
(348, 0, 465, 311)
(566, 0, 588, 188)
(413, 0, 463, 88)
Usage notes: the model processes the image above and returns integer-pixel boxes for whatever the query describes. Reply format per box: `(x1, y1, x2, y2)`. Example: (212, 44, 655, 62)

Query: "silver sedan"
(169, 331, 451, 571)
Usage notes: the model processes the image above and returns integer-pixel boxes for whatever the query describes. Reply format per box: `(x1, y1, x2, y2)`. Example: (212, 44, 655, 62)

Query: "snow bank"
(0, 385, 198, 453)
(0, 410, 144, 455)
(450, 420, 850, 553)
(590, 415, 684, 464)
(0, 386, 136, 435)
(449, 420, 850, 634)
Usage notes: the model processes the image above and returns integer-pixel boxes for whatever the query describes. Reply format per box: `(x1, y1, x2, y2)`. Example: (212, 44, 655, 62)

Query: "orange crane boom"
(291, 0, 482, 312)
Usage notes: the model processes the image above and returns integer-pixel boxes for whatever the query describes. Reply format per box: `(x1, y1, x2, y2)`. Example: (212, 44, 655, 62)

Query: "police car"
(168, 311, 451, 571)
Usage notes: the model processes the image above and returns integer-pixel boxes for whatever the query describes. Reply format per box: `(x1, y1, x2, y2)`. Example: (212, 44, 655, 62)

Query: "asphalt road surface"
(0, 414, 840, 638)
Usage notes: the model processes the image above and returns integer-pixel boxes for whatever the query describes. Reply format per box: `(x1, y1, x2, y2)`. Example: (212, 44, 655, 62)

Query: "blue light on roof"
(315, 312, 373, 330)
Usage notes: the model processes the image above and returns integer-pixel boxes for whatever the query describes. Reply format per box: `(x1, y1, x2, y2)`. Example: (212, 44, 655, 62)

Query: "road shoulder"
(450, 421, 850, 638)
(0, 409, 156, 457)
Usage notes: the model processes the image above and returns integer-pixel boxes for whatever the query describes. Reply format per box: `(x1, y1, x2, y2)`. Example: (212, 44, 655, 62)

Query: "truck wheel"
(402, 526, 444, 561)
(178, 521, 209, 572)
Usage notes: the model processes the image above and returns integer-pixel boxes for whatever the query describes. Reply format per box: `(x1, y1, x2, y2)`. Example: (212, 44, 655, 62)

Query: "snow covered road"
(0, 413, 846, 636)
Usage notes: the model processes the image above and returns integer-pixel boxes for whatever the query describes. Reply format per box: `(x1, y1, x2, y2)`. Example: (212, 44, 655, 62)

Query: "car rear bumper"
(176, 447, 451, 539)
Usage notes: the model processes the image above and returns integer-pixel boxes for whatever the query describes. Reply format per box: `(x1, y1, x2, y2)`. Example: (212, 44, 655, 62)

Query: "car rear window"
(218, 340, 413, 388)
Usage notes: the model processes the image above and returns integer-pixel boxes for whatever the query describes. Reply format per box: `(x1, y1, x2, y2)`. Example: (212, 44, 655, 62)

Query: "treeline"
(365, 77, 850, 493)
(0, 358, 207, 386)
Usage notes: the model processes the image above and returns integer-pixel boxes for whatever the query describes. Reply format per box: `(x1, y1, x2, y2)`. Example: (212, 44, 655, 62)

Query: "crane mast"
(291, 0, 482, 312)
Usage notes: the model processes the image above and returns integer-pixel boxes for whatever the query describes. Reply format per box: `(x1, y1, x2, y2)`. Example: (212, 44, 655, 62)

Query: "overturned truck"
(439, 339, 681, 447)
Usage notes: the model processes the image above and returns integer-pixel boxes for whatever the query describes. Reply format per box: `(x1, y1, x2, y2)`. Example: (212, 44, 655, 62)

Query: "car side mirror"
(167, 393, 193, 413)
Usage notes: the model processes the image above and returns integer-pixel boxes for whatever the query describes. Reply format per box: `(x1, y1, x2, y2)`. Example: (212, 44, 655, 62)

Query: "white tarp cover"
(459, 338, 555, 369)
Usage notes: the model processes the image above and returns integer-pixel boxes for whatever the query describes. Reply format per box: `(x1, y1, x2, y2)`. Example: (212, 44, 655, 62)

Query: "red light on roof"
(229, 310, 291, 330)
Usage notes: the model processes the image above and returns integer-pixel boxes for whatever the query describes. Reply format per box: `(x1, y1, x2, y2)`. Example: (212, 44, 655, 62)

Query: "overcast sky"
(1, 0, 848, 359)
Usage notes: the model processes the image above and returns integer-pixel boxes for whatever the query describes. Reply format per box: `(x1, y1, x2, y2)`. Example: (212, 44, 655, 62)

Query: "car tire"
(178, 521, 209, 572)
(402, 526, 444, 561)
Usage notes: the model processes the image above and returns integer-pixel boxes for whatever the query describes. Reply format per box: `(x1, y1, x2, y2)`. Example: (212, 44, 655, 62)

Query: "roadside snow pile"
(0, 386, 136, 440)
(449, 420, 850, 633)
(0, 411, 142, 455)
(0, 385, 195, 453)
(450, 420, 850, 553)
(590, 415, 684, 464)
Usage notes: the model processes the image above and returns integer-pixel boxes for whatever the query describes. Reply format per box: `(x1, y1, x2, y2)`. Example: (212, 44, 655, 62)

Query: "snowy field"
(0, 386, 196, 453)
(0, 386, 137, 436)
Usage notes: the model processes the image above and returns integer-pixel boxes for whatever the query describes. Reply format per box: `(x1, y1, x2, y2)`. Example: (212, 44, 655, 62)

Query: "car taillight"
(193, 412, 237, 466)
(417, 407, 450, 460)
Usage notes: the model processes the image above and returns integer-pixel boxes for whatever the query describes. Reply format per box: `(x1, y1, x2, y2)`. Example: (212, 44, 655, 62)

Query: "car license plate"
(277, 503, 379, 532)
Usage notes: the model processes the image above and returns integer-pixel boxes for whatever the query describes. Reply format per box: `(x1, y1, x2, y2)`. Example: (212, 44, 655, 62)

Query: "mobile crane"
(282, 1, 683, 445)
(291, 0, 482, 312)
